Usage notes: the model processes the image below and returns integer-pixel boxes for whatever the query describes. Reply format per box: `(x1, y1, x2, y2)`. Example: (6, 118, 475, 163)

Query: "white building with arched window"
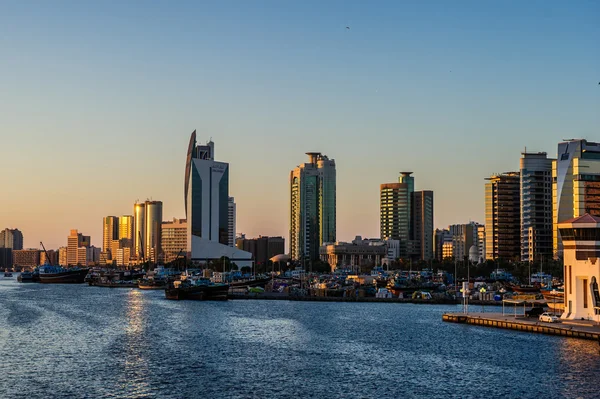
(558, 214, 600, 321)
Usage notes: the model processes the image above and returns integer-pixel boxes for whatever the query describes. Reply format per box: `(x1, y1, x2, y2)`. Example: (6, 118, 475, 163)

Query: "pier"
(443, 312, 600, 341)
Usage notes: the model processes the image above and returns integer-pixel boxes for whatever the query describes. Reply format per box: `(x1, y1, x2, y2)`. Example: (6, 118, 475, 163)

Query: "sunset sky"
(1, 0, 599, 249)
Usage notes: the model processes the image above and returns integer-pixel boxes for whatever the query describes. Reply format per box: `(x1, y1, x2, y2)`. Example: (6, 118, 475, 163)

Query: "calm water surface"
(0, 278, 598, 398)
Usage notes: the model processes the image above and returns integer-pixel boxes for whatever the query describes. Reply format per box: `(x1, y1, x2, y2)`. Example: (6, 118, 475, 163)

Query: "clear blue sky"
(1, 0, 598, 249)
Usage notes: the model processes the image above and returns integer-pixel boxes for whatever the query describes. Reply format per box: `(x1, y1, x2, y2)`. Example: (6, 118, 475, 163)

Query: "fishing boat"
(165, 275, 229, 300)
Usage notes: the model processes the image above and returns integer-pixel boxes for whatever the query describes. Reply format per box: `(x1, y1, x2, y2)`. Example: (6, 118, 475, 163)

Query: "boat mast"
(40, 241, 53, 267)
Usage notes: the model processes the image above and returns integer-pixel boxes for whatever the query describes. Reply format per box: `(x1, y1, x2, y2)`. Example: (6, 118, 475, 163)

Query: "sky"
(1, 0, 599, 250)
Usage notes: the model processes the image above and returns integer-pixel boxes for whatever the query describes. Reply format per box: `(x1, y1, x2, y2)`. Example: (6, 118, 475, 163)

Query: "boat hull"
(229, 277, 272, 288)
(39, 269, 89, 284)
(165, 284, 229, 300)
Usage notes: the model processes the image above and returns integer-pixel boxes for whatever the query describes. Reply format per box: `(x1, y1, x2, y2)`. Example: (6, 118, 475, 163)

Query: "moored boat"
(38, 265, 89, 284)
(165, 276, 229, 300)
(138, 278, 168, 290)
(4, 271, 13, 277)
(511, 284, 541, 293)
(17, 271, 34, 282)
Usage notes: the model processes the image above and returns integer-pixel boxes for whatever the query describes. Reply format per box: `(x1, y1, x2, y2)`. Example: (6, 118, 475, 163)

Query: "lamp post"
(480, 286, 487, 313)
(551, 289, 558, 316)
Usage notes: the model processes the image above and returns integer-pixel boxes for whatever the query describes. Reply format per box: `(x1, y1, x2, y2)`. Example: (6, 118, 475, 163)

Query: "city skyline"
(2, 1, 598, 249)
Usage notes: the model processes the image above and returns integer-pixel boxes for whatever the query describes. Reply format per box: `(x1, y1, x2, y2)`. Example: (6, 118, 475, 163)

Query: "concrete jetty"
(443, 312, 600, 341)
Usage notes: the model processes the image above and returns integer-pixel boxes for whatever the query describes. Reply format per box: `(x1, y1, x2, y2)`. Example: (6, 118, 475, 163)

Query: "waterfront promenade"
(443, 312, 600, 341)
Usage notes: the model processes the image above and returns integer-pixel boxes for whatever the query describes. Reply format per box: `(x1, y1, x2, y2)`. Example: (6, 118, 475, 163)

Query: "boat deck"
(443, 312, 600, 341)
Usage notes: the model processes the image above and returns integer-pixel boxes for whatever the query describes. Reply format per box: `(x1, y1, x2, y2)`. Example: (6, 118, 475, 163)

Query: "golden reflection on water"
(126, 289, 144, 335)
(120, 289, 150, 396)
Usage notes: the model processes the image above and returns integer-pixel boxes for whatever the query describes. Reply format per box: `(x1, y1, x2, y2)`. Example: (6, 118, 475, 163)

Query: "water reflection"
(119, 289, 151, 397)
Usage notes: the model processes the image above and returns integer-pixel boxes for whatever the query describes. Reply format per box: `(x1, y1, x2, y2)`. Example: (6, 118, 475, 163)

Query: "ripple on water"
(0, 280, 598, 399)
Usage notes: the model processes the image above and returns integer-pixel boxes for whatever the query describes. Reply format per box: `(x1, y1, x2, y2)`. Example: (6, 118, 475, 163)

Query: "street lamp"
(480, 286, 487, 313)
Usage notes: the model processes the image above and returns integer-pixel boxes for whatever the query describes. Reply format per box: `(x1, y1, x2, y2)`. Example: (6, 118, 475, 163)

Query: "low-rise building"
(558, 214, 600, 322)
(161, 218, 188, 263)
(319, 236, 387, 271)
(236, 235, 285, 266)
(13, 249, 40, 269)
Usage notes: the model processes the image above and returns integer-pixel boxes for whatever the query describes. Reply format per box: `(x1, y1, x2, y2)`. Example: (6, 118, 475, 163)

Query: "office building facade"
(413, 190, 434, 260)
(67, 229, 91, 266)
(553, 139, 600, 258)
(228, 197, 236, 247)
(13, 249, 40, 268)
(485, 172, 520, 261)
(102, 216, 119, 258)
(161, 218, 188, 263)
(134, 202, 145, 260)
(144, 201, 163, 263)
(380, 172, 433, 260)
(185, 131, 252, 266)
(289, 152, 336, 261)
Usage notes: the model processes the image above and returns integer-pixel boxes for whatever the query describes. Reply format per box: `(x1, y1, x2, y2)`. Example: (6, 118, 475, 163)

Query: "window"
(583, 279, 588, 308)
(569, 265, 572, 294)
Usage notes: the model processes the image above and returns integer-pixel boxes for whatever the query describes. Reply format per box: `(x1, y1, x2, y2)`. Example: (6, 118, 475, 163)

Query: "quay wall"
(442, 314, 600, 341)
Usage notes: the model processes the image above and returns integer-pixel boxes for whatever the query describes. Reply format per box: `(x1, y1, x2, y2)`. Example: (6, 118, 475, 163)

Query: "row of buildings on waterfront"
(480, 139, 600, 263)
(5, 135, 600, 271)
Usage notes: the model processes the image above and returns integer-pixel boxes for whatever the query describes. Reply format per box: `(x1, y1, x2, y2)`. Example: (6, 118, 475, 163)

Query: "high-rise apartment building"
(145, 201, 163, 263)
(289, 152, 336, 261)
(185, 131, 252, 266)
(413, 190, 434, 260)
(134, 202, 145, 260)
(67, 229, 90, 266)
(380, 172, 433, 260)
(161, 218, 188, 263)
(228, 197, 236, 247)
(485, 172, 520, 261)
(449, 223, 475, 262)
(102, 216, 119, 258)
(553, 139, 600, 258)
(477, 225, 486, 263)
(0, 228, 23, 250)
(434, 228, 451, 261)
(520, 152, 553, 262)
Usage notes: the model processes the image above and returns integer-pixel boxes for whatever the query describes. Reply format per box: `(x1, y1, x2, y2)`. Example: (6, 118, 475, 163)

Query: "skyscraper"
(413, 190, 434, 260)
(553, 139, 600, 258)
(134, 202, 145, 260)
(145, 201, 163, 263)
(102, 216, 119, 258)
(185, 131, 252, 266)
(0, 228, 23, 250)
(380, 172, 432, 260)
(119, 215, 134, 248)
(228, 197, 236, 247)
(520, 151, 553, 262)
(485, 172, 520, 261)
(289, 152, 336, 261)
(67, 229, 90, 266)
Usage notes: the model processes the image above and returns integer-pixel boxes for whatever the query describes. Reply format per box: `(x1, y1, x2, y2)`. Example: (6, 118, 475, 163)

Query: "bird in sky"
(346, 26, 350, 29)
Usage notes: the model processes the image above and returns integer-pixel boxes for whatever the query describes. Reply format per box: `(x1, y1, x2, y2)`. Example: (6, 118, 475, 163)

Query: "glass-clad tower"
(553, 139, 600, 258)
(289, 152, 336, 261)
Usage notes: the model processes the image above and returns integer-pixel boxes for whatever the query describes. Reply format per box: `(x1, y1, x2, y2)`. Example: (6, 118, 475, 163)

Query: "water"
(0, 278, 598, 399)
